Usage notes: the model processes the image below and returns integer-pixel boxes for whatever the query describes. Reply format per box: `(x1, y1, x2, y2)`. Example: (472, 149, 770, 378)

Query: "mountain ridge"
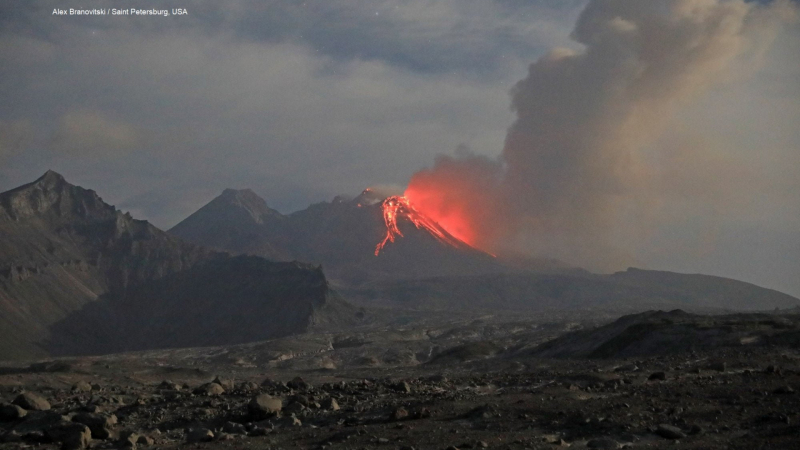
(0, 172, 357, 360)
(170, 188, 508, 281)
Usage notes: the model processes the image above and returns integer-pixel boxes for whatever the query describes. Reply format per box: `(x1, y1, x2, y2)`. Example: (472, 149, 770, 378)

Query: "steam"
(406, 0, 794, 270)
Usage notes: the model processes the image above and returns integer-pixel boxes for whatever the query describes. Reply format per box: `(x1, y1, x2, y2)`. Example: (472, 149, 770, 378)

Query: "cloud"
(49, 110, 138, 156)
(0, 119, 33, 161)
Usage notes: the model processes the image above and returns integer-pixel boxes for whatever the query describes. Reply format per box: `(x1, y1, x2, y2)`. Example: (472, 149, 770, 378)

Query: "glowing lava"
(375, 195, 465, 256)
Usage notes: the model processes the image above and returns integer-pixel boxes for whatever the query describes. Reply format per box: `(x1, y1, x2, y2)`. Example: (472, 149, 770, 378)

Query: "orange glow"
(403, 185, 477, 247)
(375, 195, 465, 256)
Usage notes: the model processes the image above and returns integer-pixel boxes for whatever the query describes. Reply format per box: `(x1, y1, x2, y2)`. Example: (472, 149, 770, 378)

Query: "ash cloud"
(409, 0, 796, 271)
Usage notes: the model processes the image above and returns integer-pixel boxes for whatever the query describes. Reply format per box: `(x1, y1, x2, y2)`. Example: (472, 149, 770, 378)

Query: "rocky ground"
(2, 311, 800, 450)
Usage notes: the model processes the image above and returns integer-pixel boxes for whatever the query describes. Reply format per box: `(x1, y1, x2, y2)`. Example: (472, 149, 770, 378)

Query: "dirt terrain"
(2, 310, 799, 450)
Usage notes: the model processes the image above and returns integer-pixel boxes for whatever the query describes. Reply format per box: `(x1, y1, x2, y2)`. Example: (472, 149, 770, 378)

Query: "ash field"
(1, 172, 800, 450)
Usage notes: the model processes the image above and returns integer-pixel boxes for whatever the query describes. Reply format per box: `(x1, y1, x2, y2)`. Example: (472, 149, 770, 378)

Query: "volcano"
(171, 187, 800, 313)
(170, 188, 506, 282)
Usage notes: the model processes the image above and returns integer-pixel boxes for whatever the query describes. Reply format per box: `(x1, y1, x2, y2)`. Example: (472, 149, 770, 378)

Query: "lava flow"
(375, 195, 464, 256)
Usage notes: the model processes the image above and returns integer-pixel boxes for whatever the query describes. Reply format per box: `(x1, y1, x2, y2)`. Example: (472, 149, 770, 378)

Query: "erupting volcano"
(375, 195, 473, 256)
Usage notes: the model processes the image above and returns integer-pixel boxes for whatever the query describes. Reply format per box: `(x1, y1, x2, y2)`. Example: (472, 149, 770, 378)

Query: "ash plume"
(406, 0, 795, 271)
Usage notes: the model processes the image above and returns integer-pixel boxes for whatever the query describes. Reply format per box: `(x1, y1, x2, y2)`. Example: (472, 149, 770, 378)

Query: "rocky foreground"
(1, 344, 799, 450)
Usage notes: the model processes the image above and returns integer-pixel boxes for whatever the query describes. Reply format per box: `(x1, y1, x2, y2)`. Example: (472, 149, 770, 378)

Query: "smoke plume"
(406, 0, 794, 270)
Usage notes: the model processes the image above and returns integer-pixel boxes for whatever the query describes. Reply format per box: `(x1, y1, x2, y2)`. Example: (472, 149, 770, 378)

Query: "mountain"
(170, 188, 509, 282)
(168, 188, 292, 260)
(0, 171, 356, 360)
(170, 188, 800, 312)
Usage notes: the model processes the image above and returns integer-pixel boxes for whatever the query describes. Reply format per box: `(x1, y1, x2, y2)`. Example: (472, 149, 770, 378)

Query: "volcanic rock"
(118, 431, 140, 448)
(391, 407, 409, 421)
(392, 381, 412, 393)
(648, 371, 667, 381)
(0, 404, 26, 421)
(194, 382, 225, 396)
(287, 376, 309, 390)
(656, 424, 687, 440)
(13, 392, 51, 411)
(71, 381, 92, 392)
(46, 421, 91, 450)
(320, 397, 340, 411)
(212, 375, 235, 390)
(157, 380, 181, 391)
(186, 428, 214, 443)
(249, 394, 282, 419)
(223, 421, 247, 435)
(71, 412, 117, 439)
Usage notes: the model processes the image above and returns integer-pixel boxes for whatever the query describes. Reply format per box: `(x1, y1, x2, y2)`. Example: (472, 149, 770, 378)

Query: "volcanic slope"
(340, 268, 800, 313)
(0, 171, 357, 360)
(170, 188, 506, 282)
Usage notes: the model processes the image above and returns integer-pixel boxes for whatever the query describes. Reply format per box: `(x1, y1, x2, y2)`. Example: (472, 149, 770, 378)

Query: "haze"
(1, 0, 798, 297)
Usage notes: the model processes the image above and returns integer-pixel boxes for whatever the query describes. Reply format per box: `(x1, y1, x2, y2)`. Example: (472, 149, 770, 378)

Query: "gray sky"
(1, 0, 798, 298)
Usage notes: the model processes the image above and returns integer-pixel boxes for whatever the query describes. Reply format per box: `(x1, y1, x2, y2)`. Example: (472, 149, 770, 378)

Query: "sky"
(0, 0, 798, 297)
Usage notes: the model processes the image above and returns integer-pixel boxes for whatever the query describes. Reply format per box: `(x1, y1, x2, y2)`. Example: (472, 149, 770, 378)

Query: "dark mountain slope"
(339, 269, 800, 313)
(46, 256, 358, 356)
(0, 172, 356, 360)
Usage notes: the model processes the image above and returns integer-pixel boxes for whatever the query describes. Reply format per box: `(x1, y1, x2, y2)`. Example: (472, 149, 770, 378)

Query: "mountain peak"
(212, 188, 281, 224)
(36, 170, 67, 187)
(0, 171, 112, 221)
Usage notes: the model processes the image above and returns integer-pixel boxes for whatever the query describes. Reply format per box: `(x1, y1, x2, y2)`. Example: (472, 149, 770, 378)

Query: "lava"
(375, 195, 465, 256)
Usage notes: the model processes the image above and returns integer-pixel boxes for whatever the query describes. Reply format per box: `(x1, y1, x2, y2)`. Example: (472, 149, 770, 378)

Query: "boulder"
(72, 412, 118, 439)
(391, 407, 409, 421)
(320, 397, 340, 411)
(0, 404, 27, 421)
(656, 424, 687, 440)
(13, 392, 51, 411)
(186, 428, 214, 443)
(46, 421, 91, 450)
(157, 380, 181, 391)
(392, 381, 412, 393)
(287, 377, 309, 390)
(212, 376, 235, 390)
(249, 394, 282, 419)
(71, 381, 92, 393)
(193, 382, 225, 396)
(648, 372, 667, 381)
